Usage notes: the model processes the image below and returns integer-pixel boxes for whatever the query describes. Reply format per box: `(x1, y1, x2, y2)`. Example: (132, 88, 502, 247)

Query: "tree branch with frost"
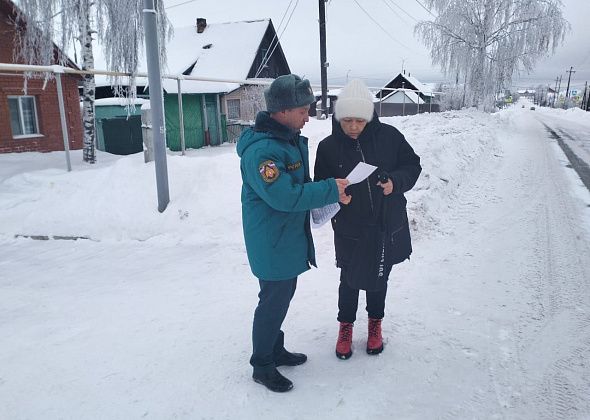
(416, 0, 569, 111)
(13, 0, 173, 163)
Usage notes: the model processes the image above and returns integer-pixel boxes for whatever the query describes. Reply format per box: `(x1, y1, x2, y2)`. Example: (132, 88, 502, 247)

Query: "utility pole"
(143, 0, 170, 212)
(557, 75, 562, 108)
(553, 76, 559, 107)
(565, 66, 575, 98)
(318, 0, 328, 119)
(402, 81, 406, 116)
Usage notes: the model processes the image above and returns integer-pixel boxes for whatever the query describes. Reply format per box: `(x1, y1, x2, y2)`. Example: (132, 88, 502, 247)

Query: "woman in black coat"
(314, 79, 421, 359)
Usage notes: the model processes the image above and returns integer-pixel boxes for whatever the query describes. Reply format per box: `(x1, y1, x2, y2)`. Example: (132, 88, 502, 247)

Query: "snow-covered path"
(393, 111, 590, 419)
(1, 108, 589, 419)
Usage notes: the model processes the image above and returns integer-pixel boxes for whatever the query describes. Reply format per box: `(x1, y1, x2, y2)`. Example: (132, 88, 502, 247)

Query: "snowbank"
(0, 109, 502, 243)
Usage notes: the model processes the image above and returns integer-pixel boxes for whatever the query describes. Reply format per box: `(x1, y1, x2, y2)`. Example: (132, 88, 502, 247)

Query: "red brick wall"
(0, 4, 83, 153)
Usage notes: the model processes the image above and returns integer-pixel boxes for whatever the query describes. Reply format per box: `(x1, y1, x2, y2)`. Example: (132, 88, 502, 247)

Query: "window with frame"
(8, 96, 40, 137)
(227, 99, 241, 120)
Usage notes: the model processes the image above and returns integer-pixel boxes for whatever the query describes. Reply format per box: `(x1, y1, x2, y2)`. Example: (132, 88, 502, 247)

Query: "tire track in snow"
(543, 124, 590, 191)
(517, 118, 590, 419)
(433, 112, 590, 419)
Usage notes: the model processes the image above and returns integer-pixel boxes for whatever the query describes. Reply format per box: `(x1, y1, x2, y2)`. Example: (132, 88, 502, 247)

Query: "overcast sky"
(163, 0, 590, 91)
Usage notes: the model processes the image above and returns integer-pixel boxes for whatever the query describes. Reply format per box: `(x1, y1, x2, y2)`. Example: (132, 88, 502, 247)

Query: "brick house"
(0, 0, 82, 153)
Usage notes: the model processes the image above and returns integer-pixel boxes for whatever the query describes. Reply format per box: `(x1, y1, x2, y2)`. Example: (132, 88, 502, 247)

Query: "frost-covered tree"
(14, 0, 172, 163)
(243, 84, 266, 122)
(435, 82, 464, 111)
(415, 0, 569, 111)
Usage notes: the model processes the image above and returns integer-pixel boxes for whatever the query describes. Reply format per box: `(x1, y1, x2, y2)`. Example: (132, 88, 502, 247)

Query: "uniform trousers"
(250, 277, 297, 374)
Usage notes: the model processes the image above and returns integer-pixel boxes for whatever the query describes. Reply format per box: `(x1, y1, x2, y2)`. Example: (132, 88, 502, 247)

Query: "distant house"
(0, 0, 82, 154)
(517, 89, 536, 100)
(374, 72, 439, 116)
(309, 88, 340, 117)
(376, 72, 434, 103)
(93, 17, 290, 150)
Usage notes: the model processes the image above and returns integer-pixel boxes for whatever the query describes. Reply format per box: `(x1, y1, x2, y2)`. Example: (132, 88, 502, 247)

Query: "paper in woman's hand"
(346, 162, 378, 184)
(311, 163, 376, 229)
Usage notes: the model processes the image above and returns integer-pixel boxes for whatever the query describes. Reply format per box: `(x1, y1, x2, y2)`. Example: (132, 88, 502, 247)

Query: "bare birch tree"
(415, 0, 569, 111)
(14, 0, 172, 163)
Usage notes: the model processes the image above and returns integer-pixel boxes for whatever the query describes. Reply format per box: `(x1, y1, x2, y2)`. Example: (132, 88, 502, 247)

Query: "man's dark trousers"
(250, 277, 297, 374)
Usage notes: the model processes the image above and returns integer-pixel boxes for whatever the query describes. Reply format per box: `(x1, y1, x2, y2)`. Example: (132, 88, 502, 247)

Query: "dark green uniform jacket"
(237, 111, 339, 281)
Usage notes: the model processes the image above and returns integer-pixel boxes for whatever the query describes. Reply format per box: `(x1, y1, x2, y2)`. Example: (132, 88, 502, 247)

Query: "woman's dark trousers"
(337, 277, 387, 323)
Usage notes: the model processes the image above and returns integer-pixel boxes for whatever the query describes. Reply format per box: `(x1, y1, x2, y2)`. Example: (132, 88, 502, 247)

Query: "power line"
(253, 0, 295, 77)
(380, 0, 410, 26)
(352, 0, 411, 50)
(383, 0, 418, 23)
(254, 0, 300, 77)
(165, 0, 200, 10)
(414, 0, 436, 18)
(255, 0, 299, 77)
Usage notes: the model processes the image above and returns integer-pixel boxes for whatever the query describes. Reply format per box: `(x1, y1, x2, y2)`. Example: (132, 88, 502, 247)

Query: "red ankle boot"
(367, 318, 383, 354)
(336, 322, 353, 359)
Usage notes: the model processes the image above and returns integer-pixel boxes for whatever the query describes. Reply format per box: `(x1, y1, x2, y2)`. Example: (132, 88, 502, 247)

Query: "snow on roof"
(91, 19, 271, 94)
(382, 89, 424, 104)
(160, 78, 240, 94)
(153, 19, 270, 94)
(94, 97, 149, 106)
(165, 20, 268, 76)
(395, 73, 434, 96)
(93, 76, 147, 88)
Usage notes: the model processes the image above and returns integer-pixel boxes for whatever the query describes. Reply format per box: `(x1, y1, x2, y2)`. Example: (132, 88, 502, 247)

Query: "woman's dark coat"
(314, 113, 421, 290)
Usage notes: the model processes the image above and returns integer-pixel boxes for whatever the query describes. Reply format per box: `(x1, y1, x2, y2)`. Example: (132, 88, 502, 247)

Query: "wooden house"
(375, 72, 439, 116)
(92, 18, 290, 150)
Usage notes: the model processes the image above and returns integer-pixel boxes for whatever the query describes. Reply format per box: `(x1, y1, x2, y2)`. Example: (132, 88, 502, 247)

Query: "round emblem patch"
(259, 160, 280, 183)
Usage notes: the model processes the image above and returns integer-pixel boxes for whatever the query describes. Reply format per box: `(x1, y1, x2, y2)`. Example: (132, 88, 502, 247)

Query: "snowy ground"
(1, 105, 590, 419)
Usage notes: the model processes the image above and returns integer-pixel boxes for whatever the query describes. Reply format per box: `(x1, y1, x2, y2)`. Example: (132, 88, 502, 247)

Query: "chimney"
(196, 18, 207, 33)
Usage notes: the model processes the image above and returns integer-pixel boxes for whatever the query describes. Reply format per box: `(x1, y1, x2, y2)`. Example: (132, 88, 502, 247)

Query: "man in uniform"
(237, 74, 350, 392)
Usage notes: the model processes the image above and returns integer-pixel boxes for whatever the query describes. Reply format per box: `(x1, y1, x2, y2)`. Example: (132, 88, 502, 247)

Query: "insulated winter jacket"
(237, 111, 340, 281)
(314, 113, 421, 289)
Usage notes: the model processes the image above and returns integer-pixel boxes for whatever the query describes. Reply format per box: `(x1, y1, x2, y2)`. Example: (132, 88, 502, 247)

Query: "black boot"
(253, 368, 294, 392)
(275, 349, 307, 367)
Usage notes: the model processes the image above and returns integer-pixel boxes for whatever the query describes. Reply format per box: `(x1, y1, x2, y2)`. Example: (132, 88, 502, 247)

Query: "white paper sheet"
(311, 162, 377, 229)
(346, 162, 378, 184)
(311, 202, 340, 228)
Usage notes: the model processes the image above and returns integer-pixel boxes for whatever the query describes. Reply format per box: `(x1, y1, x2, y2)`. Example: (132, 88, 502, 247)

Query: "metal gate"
(101, 115, 143, 155)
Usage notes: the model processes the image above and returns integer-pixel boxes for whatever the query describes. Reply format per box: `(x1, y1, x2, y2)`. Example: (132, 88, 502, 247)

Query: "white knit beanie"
(334, 79, 374, 121)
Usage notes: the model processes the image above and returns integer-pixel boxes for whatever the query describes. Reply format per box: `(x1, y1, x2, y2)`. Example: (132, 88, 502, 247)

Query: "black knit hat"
(264, 74, 315, 113)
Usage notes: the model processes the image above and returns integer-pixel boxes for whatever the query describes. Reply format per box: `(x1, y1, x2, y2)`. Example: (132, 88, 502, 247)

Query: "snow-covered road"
(395, 110, 590, 419)
(1, 107, 589, 419)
